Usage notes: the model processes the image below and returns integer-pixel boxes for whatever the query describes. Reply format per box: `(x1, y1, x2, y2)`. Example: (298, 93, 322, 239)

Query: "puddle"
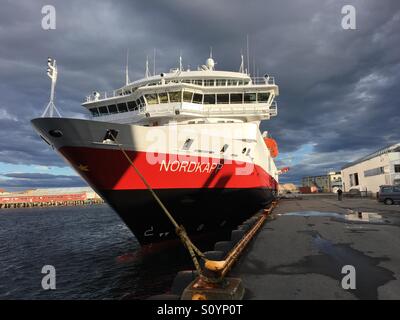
(280, 211, 383, 223)
(281, 211, 342, 218)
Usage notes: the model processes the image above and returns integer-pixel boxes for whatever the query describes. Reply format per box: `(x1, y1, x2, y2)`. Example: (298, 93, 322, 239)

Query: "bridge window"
(145, 94, 158, 105)
(227, 80, 238, 86)
(127, 101, 137, 111)
(158, 92, 168, 103)
(258, 92, 270, 102)
(204, 80, 214, 86)
(108, 104, 118, 114)
(136, 99, 142, 108)
(99, 106, 108, 115)
(230, 93, 243, 104)
(192, 93, 203, 104)
(139, 96, 146, 106)
(193, 80, 203, 86)
(183, 91, 193, 103)
(90, 108, 99, 117)
(117, 103, 128, 113)
(216, 79, 226, 86)
(169, 91, 181, 103)
(217, 94, 229, 104)
(244, 93, 256, 103)
(204, 94, 216, 104)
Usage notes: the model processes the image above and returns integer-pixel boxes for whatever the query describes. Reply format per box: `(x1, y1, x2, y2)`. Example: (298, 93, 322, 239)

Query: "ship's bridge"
(82, 59, 279, 126)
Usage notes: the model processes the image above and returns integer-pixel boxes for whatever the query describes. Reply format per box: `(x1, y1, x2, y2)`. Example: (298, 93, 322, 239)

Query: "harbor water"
(0, 204, 193, 299)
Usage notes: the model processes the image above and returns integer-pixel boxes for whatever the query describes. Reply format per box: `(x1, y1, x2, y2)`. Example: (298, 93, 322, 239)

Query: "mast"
(42, 57, 61, 118)
(125, 49, 130, 85)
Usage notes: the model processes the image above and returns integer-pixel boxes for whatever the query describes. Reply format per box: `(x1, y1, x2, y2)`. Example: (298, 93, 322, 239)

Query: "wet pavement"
(232, 196, 400, 299)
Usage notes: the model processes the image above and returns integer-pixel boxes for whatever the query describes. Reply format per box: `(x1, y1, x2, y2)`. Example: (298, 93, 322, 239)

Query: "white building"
(341, 143, 400, 193)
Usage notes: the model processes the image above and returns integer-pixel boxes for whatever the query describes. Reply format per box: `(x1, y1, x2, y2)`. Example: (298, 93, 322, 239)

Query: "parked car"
(378, 185, 400, 205)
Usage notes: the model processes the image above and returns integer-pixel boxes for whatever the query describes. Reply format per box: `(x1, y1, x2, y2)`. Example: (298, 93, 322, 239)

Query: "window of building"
(90, 108, 99, 117)
(127, 101, 137, 111)
(203, 94, 216, 104)
(193, 80, 203, 86)
(230, 93, 243, 104)
(169, 91, 181, 103)
(258, 92, 270, 102)
(244, 93, 257, 103)
(183, 91, 193, 103)
(217, 94, 229, 104)
(395, 164, 400, 173)
(145, 94, 158, 105)
(99, 106, 108, 115)
(192, 93, 203, 104)
(204, 79, 215, 86)
(158, 92, 168, 103)
(107, 105, 117, 114)
(353, 173, 359, 186)
(364, 166, 385, 177)
(117, 103, 128, 113)
(216, 79, 226, 86)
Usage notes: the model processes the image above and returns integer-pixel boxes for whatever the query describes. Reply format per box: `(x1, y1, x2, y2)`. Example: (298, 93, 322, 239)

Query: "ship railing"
(85, 89, 131, 103)
(250, 76, 275, 85)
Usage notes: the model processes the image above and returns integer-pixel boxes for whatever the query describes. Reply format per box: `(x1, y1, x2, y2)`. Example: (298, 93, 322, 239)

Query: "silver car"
(378, 185, 400, 205)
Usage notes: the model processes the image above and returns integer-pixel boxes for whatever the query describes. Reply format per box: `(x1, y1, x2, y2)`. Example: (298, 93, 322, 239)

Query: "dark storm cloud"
(0, 0, 399, 186)
(0, 173, 85, 188)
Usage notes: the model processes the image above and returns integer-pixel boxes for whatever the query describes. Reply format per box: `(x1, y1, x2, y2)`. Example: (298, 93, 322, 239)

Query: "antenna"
(42, 57, 61, 118)
(153, 48, 156, 76)
(125, 49, 130, 85)
(246, 35, 250, 76)
(179, 50, 183, 71)
(239, 50, 245, 73)
(145, 55, 150, 78)
(209, 46, 213, 58)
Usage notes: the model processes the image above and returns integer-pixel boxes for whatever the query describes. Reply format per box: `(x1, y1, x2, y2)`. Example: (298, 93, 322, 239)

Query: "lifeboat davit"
(264, 137, 279, 158)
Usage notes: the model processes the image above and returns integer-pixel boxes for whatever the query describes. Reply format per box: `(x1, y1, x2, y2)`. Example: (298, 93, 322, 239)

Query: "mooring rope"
(109, 133, 204, 273)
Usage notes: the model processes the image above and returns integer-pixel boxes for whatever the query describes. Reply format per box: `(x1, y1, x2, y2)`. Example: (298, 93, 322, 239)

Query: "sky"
(0, 0, 399, 190)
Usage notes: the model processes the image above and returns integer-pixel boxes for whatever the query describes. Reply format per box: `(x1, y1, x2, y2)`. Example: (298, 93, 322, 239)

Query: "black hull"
(99, 187, 275, 246)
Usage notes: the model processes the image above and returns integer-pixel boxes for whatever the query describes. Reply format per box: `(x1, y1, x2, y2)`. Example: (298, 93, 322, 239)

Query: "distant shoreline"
(0, 198, 104, 210)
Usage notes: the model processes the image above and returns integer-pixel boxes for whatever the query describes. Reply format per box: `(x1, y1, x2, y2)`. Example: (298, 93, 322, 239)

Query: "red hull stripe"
(59, 146, 278, 191)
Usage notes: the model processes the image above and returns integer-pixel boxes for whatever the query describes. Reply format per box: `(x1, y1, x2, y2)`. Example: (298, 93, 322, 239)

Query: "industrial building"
(301, 171, 342, 193)
(0, 187, 102, 208)
(341, 143, 400, 193)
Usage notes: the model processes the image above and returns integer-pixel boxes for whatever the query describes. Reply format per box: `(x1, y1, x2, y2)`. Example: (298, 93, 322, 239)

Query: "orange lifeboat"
(264, 137, 279, 158)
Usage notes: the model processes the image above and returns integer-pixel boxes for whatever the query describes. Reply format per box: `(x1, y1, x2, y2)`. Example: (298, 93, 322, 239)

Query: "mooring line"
(109, 133, 205, 273)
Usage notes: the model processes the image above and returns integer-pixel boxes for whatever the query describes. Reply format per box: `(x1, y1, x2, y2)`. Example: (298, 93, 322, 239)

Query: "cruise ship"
(31, 54, 280, 246)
